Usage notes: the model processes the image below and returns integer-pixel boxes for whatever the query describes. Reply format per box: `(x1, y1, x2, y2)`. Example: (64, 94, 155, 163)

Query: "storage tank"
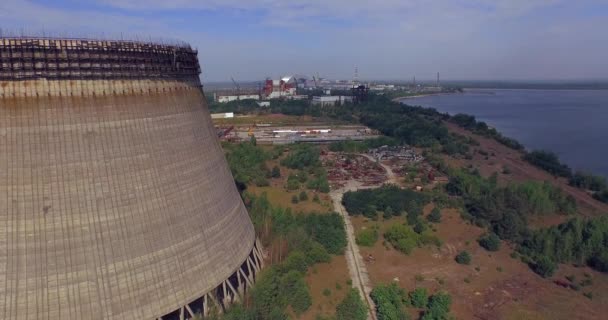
(0, 37, 263, 320)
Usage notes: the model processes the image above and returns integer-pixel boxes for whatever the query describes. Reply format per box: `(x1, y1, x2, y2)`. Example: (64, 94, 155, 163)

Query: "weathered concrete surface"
(0, 38, 255, 320)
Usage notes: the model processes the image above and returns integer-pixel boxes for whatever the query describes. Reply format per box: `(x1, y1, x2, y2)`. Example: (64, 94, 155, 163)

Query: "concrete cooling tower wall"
(0, 38, 263, 320)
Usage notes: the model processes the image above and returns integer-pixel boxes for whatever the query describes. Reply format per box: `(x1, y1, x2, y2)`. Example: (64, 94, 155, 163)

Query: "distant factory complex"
(211, 72, 446, 107)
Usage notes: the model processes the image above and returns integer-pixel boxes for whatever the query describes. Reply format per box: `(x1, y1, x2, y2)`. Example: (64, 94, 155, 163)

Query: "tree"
(299, 191, 309, 201)
(478, 233, 501, 252)
(422, 291, 452, 320)
(455, 251, 471, 265)
(409, 287, 428, 308)
(271, 166, 281, 178)
(336, 289, 368, 320)
(370, 283, 408, 320)
(532, 256, 557, 278)
(291, 195, 299, 204)
(427, 207, 442, 223)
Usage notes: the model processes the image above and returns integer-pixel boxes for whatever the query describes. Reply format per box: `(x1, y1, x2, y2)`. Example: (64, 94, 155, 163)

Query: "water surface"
(401, 89, 608, 177)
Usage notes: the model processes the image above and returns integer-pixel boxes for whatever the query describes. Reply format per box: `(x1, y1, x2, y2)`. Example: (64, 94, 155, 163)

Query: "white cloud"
(2, 0, 607, 80)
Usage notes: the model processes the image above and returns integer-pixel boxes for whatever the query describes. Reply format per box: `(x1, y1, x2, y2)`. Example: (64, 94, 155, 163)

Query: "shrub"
(291, 195, 299, 204)
(271, 165, 281, 178)
(455, 251, 472, 265)
(280, 270, 312, 315)
(356, 226, 379, 247)
(304, 241, 331, 264)
(422, 291, 452, 320)
(478, 233, 501, 252)
(532, 256, 557, 278)
(409, 288, 428, 308)
(427, 207, 442, 223)
(313, 194, 320, 203)
(384, 224, 419, 255)
(287, 174, 300, 190)
(336, 289, 368, 320)
(299, 191, 309, 201)
(370, 283, 408, 320)
(303, 213, 347, 254)
(323, 288, 331, 297)
(282, 251, 308, 273)
(523, 150, 572, 178)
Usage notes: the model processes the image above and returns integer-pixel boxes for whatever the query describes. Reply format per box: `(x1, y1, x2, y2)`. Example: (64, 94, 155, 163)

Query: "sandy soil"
(353, 208, 607, 320)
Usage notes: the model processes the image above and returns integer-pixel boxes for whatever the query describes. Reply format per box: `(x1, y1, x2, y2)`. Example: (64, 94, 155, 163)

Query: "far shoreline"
(391, 91, 460, 102)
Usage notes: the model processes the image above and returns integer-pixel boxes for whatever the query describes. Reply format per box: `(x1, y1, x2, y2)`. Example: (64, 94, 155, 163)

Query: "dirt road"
(331, 181, 377, 320)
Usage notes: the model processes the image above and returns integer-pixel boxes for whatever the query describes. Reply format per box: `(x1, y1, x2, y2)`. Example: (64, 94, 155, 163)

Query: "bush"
(271, 165, 281, 178)
(356, 226, 379, 247)
(225, 142, 269, 187)
(299, 191, 309, 201)
(384, 224, 419, 255)
(323, 288, 331, 297)
(282, 251, 308, 273)
(287, 174, 300, 191)
(280, 270, 312, 315)
(455, 251, 472, 265)
(478, 233, 501, 252)
(336, 289, 368, 320)
(427, 207, 442, 223)
(523, 150, 572, 178)
(422, 291, 452, 320)
(532, 256, 557, 278)
(303, 213, 347, 254)
(291, 195, 299, 204)
(409, 288, 428, 308)
(518, 216, 608, 274)
(343, 185, 430, 219)
(281, 144, 321, 169)
(370, 283, 408, 320)
(304, 241, 331, 264)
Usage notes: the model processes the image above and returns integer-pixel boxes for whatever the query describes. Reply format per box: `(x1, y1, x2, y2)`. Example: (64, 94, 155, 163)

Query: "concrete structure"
(0, 37, 262, 320)
(311, 95, 354, 107)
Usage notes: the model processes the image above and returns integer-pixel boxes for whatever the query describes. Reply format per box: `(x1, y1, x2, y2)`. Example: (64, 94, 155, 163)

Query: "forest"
(446, 168, 577, 242)
(222, 193, 351, 319)
(518, 216, 608, 277)
(342, 185, 430, 220)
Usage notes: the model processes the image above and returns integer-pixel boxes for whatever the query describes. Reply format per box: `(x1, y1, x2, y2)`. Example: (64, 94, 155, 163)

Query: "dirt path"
(359, 154, 400, 185)
(331, 180, 377, 320)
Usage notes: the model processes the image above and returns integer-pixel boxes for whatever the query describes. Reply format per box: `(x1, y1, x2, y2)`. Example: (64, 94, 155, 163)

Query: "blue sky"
(1, 0, 607, 81)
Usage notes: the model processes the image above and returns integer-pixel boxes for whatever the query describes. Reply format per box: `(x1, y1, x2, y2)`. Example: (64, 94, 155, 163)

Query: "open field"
(352, 206, 608, 320)
(300, 255, 352, 320)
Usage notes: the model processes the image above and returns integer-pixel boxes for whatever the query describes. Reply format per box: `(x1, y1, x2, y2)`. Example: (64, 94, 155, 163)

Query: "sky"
(1, 0, 608, 82)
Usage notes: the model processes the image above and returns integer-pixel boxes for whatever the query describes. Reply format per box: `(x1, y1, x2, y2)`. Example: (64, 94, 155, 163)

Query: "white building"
(311, 96, 354, 107)
(210, 112, 235, 119)
(215, 93, 260, 103)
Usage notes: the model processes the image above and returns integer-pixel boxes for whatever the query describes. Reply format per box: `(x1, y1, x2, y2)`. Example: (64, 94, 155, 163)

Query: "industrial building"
(214, 91, 260, 103)
(263, 75, 297, 99)
(311, 95, 354, 107)
(0, 37, 262, 320)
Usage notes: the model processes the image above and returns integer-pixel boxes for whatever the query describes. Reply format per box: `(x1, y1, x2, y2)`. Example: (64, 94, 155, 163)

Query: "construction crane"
(231, 76, 240, 100)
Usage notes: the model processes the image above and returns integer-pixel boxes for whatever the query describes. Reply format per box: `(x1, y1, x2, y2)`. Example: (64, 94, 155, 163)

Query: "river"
(400, 89, 608, 177)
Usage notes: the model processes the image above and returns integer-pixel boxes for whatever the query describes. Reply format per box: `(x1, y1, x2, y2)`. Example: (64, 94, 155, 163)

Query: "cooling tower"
(0, 37, 263, 320)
